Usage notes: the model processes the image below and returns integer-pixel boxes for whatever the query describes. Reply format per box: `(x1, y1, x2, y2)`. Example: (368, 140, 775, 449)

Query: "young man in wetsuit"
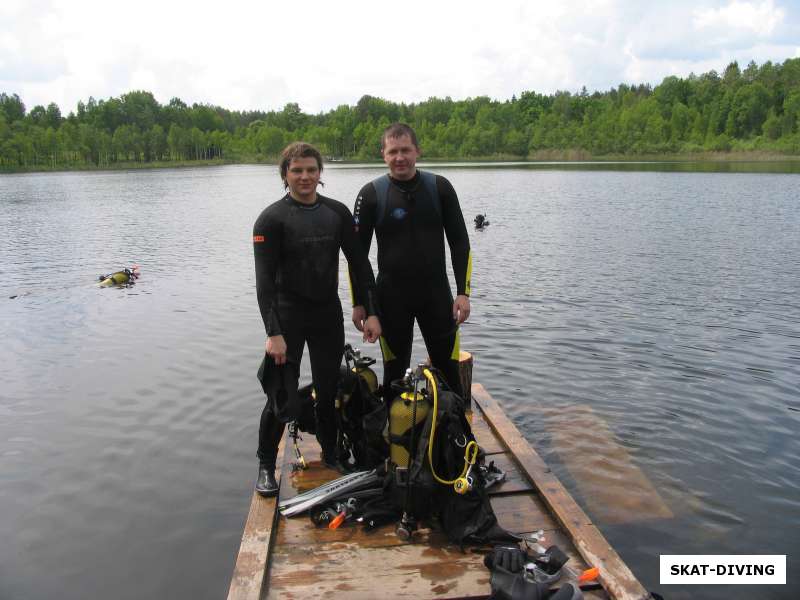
(351, 123, 471, 401)
(253, 142, 381, 496)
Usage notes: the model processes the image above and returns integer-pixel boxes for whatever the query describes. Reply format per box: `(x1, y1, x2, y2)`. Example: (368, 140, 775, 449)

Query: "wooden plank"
(458, 350, 473, 410)
(472, 385, 651, 600)
(266, 517, 603, 600)
(549, 404, 673, 524)
(491, 493, 559, 532)
(469, 409, 505, 455)
(266, 541, 491, 599)
(228, 435, 285, 600)
(232, 381, 643, 600)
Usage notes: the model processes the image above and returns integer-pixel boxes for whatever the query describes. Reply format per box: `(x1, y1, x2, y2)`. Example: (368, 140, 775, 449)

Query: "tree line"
(2, 58, 800, 170)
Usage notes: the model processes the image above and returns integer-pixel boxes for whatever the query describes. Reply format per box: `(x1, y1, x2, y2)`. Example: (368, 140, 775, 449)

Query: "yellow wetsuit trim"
(379, 336, 396, 361)
(450, 329, 461, 361)
(464, 250, 473, 296)
(346, 271, 355, 306)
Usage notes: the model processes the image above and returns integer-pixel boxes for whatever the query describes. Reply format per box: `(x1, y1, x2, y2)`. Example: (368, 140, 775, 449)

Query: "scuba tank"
(389, 366, 478, 492)
(388, 369, 430, 468)
(388, 367, 428, 539)
(345, 344, 378, 395)
(333, 345, 387, 470)
(386, 365, 483, 540)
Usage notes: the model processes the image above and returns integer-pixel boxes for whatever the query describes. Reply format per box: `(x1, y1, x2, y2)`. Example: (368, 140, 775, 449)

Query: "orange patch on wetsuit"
(253, 235, 265, 243)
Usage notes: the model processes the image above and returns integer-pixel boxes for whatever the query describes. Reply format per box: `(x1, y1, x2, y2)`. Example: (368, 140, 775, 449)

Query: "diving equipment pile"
(278, 357, 515, 548)
(384, 365, 516, 545)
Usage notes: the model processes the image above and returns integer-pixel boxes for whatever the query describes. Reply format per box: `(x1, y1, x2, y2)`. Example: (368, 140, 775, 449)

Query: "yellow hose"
(423, 368, 478, 486)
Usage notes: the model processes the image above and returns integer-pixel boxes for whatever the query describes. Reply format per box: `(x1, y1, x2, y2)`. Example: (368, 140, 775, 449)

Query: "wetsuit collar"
(284, 193, 321, 210)
(388, 170, 420, 191)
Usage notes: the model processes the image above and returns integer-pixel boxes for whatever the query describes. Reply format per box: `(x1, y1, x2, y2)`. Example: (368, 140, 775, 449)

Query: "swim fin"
(279, 470, 372, 510)
(279, 470, 381, 516)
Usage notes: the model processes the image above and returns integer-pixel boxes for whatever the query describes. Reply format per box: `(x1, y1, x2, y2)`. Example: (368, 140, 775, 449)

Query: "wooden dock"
(228, 383, 652, 600)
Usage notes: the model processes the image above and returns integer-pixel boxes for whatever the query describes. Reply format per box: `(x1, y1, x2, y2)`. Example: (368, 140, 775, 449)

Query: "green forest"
(2, 58, 800, 170)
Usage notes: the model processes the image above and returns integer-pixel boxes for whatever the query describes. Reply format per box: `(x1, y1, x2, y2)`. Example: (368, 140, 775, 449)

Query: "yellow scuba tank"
(346, 345, 379, 394)
(354, 365, 378, 394)
(389, 379, 429, 468)
(98, 266, 139, 287)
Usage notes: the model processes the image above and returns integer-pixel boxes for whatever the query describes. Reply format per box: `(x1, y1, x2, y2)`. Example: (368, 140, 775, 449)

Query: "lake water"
(1, 163, 798, 599)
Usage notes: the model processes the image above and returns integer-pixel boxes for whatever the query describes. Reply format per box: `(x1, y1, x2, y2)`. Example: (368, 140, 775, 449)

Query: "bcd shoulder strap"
(372, 170, 441, 227)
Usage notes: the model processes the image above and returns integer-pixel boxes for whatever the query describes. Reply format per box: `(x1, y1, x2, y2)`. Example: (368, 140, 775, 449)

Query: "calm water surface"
(1, 164, 798, 599)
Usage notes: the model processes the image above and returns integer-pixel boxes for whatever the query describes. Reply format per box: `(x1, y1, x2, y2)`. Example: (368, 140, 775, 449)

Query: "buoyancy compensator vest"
(386, 366, 517, 545)
(335, 344, 388, 470)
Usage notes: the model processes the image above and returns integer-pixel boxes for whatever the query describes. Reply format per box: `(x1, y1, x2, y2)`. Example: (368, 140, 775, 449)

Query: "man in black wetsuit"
(351, 123, 471, 400)
(253, 142, 381, 496)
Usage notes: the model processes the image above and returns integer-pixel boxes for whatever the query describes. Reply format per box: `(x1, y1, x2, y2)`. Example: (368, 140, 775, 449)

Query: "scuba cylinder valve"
(344, 344, 379, 394)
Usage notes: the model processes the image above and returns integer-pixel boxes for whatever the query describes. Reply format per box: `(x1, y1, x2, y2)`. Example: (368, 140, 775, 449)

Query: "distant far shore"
(2, 151, 800, 175)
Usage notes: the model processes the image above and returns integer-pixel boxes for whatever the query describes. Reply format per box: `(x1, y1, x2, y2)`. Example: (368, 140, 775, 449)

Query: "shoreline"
(2, 151, 800, 175)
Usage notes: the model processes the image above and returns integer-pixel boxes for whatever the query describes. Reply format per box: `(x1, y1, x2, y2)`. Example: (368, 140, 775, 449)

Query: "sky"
(2, 0, 799, 115)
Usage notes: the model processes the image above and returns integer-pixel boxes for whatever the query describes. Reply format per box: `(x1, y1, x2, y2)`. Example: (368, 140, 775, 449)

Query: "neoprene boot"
(255, 466, 278, 497)
(321, 449, 347, 473)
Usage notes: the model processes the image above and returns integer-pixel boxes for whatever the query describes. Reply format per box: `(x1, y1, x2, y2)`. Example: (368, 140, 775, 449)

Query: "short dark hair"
(279, 142, 324, 188)
(381, 123, 419, 150)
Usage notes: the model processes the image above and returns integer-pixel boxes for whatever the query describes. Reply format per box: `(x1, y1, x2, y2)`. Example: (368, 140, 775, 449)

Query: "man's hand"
(452, 295, 471, 325)
(266, 335, 287, 365)
(363, 316, 382, 343)
(352, 305, 367, 332)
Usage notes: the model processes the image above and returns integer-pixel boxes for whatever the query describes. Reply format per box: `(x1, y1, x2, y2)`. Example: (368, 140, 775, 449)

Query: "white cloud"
(694, 0, 785, 35)
(0, 0, 798, 115)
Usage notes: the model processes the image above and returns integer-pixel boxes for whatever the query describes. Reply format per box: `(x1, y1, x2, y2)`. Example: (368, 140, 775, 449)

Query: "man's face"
(285, 156, 320, 203)
(381, 134, 420, 181)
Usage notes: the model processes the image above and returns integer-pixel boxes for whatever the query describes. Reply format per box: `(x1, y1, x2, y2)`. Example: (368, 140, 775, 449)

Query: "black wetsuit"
(254, 193, 377, 469)
(352, 170, 471, 398)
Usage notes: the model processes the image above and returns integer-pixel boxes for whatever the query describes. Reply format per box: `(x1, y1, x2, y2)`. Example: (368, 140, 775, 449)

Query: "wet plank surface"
(227, 437, 285, 600)
(228, 384, 647, 600)
(230, 384, 648, 600)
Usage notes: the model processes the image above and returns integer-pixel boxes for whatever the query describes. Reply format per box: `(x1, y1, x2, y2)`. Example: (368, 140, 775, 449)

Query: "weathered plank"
(266, 521, 603, 600)
(472, 385, 651, 600)
(231, 382, 648, 600)
(227, 435, 285, 600)
(266, 541, 491, 599)
(469, 409, 505, 455)
(458, 350, 473, 410)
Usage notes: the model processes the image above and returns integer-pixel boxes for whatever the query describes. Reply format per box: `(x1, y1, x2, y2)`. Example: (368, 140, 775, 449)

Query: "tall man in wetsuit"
(351, 123, 471, 400)
(253, 142, 381, 496)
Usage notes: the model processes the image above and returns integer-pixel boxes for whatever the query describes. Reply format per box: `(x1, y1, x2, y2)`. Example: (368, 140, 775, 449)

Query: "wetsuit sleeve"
(349, 184, 378, 307)
(333, 201, 378, 317)
(438, 176, 472, 296)
(253, 210, 283, 336)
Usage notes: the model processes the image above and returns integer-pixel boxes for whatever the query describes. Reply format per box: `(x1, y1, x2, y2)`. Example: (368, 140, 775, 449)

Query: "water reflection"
(1, 165, 799, 599)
